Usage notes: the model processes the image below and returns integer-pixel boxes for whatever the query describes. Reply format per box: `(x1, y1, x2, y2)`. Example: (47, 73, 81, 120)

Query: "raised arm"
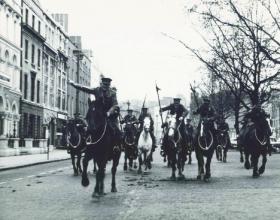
(69, 81, 95, 94)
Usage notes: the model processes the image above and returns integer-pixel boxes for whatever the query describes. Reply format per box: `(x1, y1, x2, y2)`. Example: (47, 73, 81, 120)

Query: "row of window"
(23, 73, 40, 104)
(0, 48, 18, 65)
(24, 40, 41, 67)
(25, 8, 41, 34)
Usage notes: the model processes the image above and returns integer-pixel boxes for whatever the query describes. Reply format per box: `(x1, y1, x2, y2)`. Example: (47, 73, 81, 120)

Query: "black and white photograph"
(1, 0, 280, 219)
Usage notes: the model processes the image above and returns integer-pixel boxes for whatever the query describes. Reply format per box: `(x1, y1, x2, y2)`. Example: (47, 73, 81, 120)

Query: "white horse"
(137, 116, 153, 173)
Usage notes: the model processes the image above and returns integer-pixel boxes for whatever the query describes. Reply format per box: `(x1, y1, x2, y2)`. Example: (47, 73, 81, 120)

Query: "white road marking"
(0, 182, 7, 185)
(13, 178, 23, 182)
(27, 175, 35, 178)
(48, 170, 56, 173)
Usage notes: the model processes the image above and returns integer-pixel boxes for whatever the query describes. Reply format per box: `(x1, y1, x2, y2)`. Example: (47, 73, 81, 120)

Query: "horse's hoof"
(137, 169, 142, 174)
(177, 174, 185, 181)
(253, 171, 260, 178)
(81, 174, 90, 187)
(111, 187, 117, 193)
(240, 157, 244, 163)
(197, 175, 201, 180)
(74, 172, 78, 176)
(170, 175, 176, 181)
(259, 166, 265, 175)
(124, 165, 127, 171)
(204, 177, 210, 182)
(92, 192, 100, 198)
(244, 160, 251, 170)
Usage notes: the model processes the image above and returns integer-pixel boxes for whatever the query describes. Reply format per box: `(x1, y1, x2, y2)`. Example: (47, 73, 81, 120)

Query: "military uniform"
(161, 98, 189, 146)
(70, 78, 122, 145)
(121, 113, 137, 124)
(241, 106, 272, 153)
(216, 119, 231, 149)
(193, 99, 216, 134)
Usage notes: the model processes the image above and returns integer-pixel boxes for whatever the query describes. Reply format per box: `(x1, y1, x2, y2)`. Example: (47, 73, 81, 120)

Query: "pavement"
(0, 148, 70, 171)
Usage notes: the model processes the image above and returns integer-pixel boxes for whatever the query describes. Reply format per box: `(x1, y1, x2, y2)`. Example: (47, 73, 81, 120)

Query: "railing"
(8, 139, 14, 148)
(33, 139, 40, 147)
(19, 139, 25, 147)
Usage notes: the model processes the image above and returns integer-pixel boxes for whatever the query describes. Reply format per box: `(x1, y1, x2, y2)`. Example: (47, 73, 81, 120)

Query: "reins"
(86, 118, 108, 145)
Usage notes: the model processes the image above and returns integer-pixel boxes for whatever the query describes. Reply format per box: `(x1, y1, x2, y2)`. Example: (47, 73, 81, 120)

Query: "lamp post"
(73, 50, 84, 115)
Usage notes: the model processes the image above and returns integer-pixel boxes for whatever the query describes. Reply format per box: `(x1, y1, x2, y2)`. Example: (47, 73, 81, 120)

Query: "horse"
(185, 127, 194, 165)
(163, 115, 187, 180)
(64, 119, 86, 176)
(239, 119, 268, 177)
(123, 121, 138, 171)
(81, 100, 121, 197)
(216, 129, 228, 163)
(137, 117, 153, 173)
(193, 117, 217, 182)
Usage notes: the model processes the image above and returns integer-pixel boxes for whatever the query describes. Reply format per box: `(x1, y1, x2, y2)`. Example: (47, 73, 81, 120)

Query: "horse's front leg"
(98, 161, 106, 196)
(240, 146, 244, 163)
(195, 148, 204, 180)
(71, 152, 78, 176)
(81, 152, 91, 187)
(244, 151, 251, 170)
(112, 151, 121, 192)
(77, 153, 83, 174)
(204, 153, 213, 182)
(259, 150, 267, 175)
(251, 154, 260, 178)
(124, 148, 128, 171)
(93, 159, 97, 174)
(138, 151, 142, 174)
(177, 151, 185, 180)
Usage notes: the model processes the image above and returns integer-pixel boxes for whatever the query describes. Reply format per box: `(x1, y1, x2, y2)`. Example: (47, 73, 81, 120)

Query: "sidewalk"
(0, 148, 70, 171)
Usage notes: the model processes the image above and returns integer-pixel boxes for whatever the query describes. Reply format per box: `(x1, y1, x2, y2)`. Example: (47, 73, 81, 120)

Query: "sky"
(40, 0, 204, 103)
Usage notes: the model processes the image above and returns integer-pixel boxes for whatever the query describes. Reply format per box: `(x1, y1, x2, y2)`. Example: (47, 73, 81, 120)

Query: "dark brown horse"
(239, 120, 268, 178)
(193, 117, 217, 182)
(64, 119, 86, 176)
(81, 100, 121, 197)
(123, 121, 138, 171)
(163, 115, 187, 180)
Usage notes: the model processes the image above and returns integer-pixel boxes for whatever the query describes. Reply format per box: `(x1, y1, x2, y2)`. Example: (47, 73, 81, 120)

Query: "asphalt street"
(1, 150, 280, 220)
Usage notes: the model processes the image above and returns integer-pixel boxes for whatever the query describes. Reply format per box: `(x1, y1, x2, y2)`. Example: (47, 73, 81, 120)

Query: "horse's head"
(143, 117, 151, 132)
(87, 100, 106, 132)
(166, 115, 177, 138)
(124, 122, 137, 137)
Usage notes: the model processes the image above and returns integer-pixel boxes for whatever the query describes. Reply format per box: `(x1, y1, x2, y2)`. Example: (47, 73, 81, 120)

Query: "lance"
(155, 83, 164, 125)
(190, 83, 200, 108)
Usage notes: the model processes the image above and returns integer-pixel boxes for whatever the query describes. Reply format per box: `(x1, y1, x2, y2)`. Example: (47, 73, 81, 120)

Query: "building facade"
(0, 0, 22, 156)
(19, 0, 46, 154)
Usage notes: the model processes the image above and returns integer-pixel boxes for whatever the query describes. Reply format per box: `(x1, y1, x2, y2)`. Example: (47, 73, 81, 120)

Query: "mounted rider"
(160, 98, 189, 146)
(193, 97, 216, 135)
(240, 105, 272, 152)
(121, 109, 138, 125)
(216, 116, 232, 151)
(69, 77, 122, 146)
(185, 118, 194, 143)
(137, 107, 157, 151)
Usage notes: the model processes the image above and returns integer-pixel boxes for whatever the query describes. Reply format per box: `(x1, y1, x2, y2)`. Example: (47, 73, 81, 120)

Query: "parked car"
(270, 137, 280, 153)
(230, 138, 238, 149)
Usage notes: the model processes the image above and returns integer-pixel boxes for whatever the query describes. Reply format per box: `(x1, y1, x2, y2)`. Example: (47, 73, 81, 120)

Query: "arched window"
(5, 99, 10, 111)
(5, 50, 9, 62)
(13, 55, 17, 66)
(12, 103, 17, 113)
(0, 96, 4, 111)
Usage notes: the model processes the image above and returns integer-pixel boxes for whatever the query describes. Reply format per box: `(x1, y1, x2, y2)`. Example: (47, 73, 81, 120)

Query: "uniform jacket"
(161, 103, 188, 120)
(72, 84, 118, 116)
